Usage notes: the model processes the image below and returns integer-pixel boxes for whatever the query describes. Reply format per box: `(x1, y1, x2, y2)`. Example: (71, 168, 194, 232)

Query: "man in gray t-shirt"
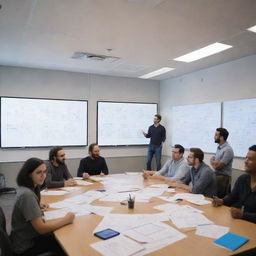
(143, 144, 189, 182)
(45, 146, 76, 188)
(210, 128, 234, 198)
(10, 187, 42, 254)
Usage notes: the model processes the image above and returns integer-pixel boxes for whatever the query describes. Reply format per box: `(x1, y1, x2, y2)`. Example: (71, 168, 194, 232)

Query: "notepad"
(214, 232, 249, 251)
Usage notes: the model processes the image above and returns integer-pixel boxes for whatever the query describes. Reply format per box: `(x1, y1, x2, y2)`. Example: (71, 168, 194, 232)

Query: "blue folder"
(214, 232, 249, 251)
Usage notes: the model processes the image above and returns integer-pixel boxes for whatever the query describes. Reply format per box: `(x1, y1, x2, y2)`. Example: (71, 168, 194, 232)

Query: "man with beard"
(77, 143, 108, 178)
(212, 145, 256, 224)
(142, 114, 166, 171)
(45, 146, 76, 188)
(168, 148, 216, 198)
(210, 128, 234, 198)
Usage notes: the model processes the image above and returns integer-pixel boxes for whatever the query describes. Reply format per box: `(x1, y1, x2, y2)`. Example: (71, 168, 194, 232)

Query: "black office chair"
(0, 207, 12, 256)
(231, 247, 256, 256)
(0, 207, 55, 256)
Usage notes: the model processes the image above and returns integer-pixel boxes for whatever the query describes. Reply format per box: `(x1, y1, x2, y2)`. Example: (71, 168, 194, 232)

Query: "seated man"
(45, 146, 76, 188)
(77, 143, 108, 179)
(212, 145, 256, 224)
(168, 148, 216, 198)
(143, 144, 189, 182)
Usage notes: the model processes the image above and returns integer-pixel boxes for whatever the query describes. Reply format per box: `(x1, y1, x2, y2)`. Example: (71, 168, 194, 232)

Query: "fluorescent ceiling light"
(174, 42, 233, 63)
(247, 25, 256, 33)
(139, 67, 174, 79)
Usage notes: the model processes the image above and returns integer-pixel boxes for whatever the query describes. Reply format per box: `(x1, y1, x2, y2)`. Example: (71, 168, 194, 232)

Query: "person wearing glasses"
(212, 145, 256, 223)
(143, 144, 189, 182)
(44, 146, 76, 188)
(10, 158, 74, 256)
(168, 148, 217, 198)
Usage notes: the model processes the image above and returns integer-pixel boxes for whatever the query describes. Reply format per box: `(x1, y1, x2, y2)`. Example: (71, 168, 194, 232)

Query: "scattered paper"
(60, 187, 81, 192)
(41, 190, 68, 196)
(75, 180, 94, 186)
(196, 224, 229, 239)
(91, 235, 145, 256)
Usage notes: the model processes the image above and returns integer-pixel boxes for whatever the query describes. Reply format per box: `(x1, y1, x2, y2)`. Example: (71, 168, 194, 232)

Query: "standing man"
(77, 143, 108, 179)
(142, 114, 166, 171)
(143, 144, 189, 182)
(210, 128, 234, 198)
(168, 148, 216, 198)
(45, 146, 76, 188)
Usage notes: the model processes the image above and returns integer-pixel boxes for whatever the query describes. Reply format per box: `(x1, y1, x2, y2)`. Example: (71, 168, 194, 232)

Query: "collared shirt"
(145, 124, 166, 146)
(215, 141, 234, 176)
(181, 162, 217, 198)
(156, 157, 189, 181)
(223, 174, 256, 223)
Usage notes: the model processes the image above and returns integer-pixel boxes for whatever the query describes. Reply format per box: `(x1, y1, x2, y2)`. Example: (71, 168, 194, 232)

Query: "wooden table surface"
(42, 174, 256, 256)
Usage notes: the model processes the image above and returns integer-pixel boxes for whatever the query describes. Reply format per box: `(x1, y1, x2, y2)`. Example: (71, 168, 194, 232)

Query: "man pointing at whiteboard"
(142, 114, 166, 171)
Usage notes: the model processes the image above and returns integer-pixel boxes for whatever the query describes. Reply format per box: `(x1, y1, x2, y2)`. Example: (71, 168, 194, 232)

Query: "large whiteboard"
(97, 102, 158, 146)
(223, 98, 256, 157)
(172, 102, 221, 153)
(1, 97, 88, 147)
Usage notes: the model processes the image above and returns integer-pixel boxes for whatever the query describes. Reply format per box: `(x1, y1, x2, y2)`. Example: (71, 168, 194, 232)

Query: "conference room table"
(42, 174, 256, 256)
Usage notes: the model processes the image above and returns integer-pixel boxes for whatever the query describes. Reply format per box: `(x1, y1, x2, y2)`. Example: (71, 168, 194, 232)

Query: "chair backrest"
(0, 207, 13, 256)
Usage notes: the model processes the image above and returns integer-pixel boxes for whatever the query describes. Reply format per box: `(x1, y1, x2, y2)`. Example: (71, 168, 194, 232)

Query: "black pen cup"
(128, 200, 135, 209)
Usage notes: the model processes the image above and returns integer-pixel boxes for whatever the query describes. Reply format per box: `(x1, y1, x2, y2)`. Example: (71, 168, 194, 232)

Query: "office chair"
(0, 207, 55, 256)
(0, 207, 12, 256)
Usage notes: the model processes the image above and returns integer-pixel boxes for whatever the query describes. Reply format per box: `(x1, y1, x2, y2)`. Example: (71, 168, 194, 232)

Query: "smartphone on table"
(94, 228, 120, 240)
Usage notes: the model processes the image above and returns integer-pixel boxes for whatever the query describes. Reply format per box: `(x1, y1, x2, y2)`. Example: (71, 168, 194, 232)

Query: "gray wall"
(0, 66, 160, 186)
(160, 54, 256, 174)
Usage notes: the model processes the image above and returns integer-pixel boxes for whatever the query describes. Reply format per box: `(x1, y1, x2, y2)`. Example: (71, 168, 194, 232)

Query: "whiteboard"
(172, 102, 221, 153)
(1, 97, 88, 147)
(97, 102, 158, 146)
(223, 98, 256, 157)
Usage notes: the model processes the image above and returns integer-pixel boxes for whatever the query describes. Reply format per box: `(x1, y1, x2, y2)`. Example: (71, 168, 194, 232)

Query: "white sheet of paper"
(75, 180, 94, 186)
(196, 224, 229, 239)
(91, 235, 145, 256)
(169, 211, 213, 229)
(41, 190, 68, 196)
(126, 222, 187, 256)
(60, 187, 81, 192)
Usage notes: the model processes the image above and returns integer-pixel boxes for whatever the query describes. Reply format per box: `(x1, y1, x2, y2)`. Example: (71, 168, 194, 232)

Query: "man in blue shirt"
(210, 128, 234, 198)
(168, 148, 216, 198)
(143, 144, 189, 182)
(142, 114, 166, 171)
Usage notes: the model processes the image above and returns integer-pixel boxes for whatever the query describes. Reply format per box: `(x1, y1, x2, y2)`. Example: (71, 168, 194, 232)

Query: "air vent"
(71, 52, 120, 62)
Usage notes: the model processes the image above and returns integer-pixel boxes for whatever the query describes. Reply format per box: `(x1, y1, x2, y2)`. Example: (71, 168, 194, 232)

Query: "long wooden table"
(43, 174, 256, 256)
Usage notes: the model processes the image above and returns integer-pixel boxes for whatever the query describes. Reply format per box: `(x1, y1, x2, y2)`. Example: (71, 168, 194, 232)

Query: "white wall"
(160, 54, 256, 171)
(0, 66, 160, 162)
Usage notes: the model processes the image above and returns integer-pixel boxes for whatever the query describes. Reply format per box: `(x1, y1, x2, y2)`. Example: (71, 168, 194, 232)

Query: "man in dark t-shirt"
(77, 143, 108, 178)
(142, 114, 166, 171)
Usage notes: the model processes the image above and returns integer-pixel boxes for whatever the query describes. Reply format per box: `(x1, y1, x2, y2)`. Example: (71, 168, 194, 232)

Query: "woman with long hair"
(10, 157, 74, 256)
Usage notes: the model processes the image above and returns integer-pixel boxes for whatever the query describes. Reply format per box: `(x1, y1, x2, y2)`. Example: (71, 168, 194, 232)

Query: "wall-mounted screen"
(97, 101, 158, 146)
(223, 98, 256, 157)
(1, 97, 88, 147)
(172, 102, 221, 153)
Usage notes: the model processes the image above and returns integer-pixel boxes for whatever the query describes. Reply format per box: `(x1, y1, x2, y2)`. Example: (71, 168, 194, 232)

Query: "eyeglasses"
(172, 151, 180, 154)
(35, 170, 47, 175)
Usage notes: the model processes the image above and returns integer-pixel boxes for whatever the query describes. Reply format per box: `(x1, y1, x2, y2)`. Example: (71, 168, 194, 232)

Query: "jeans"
(146, 144, 162, 171)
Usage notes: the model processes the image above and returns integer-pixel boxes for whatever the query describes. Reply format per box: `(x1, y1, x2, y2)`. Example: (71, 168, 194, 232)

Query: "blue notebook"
(214, 232, 249, 251)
